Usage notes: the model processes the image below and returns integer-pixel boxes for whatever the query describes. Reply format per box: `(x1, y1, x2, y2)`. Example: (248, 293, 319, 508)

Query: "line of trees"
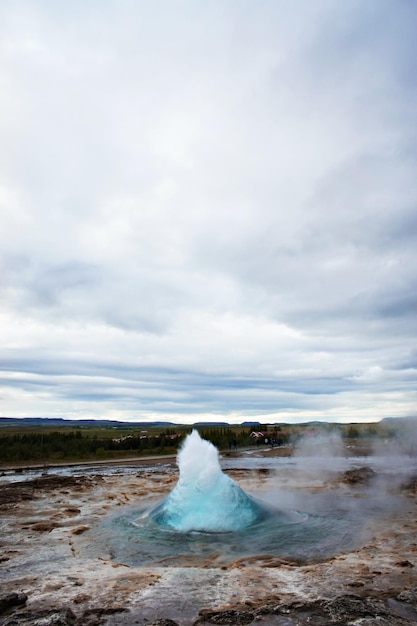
(2, 421, 394, 465)
(0, 426, 293, 464)
(0, 430, 182, 463)
(0, 427, 265, 463)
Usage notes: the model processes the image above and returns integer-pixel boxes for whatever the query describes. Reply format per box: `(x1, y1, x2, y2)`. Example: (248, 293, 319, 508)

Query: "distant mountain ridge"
(0, 417, 281, 428)
(1, 416, 398, 429)
(0, 417, 176, 428)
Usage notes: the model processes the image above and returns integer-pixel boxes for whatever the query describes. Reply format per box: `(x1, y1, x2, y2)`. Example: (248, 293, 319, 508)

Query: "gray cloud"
(0, 1, 416, 423)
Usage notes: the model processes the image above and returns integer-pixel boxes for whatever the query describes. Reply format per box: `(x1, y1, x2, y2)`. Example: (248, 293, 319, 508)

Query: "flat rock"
(342, 467, 376, 485)
(2, 608, 76, 625)
(0, 592, 27, 615)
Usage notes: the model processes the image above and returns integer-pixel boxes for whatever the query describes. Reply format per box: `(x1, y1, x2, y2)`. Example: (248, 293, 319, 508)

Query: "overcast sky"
(1, 1, 416, 424)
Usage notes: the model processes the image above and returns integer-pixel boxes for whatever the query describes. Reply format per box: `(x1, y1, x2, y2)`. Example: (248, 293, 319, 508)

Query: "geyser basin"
(96, 496, 359, 567)
(141, 429, 271, 532)
(91, 433, 370, 567)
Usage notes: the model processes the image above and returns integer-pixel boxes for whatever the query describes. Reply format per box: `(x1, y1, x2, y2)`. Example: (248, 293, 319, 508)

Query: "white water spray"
(144, 430, 267, 532)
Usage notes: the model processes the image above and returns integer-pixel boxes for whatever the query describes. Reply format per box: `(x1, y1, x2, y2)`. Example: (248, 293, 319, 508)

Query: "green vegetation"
(0, 424, 284, 464)
(0, 427, 187, 464)
(0, 419, 401, 466)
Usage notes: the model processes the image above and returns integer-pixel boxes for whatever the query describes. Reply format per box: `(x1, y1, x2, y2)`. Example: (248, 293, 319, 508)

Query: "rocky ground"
(1, 450, 417, 625)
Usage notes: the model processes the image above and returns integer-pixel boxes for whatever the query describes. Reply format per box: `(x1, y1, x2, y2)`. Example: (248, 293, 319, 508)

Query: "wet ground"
(1, 448, 417, 625)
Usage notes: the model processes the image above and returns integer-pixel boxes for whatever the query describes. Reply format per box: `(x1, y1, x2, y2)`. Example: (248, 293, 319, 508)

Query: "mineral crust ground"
(1, 448, 417, 625)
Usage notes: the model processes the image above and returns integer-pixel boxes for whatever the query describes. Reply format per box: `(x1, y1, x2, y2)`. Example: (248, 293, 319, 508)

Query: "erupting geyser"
(142, 430, 269, 532)
(102, 432, 362, 566)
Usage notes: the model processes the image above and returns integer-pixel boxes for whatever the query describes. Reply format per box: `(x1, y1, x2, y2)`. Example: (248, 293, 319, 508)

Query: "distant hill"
(193, 421, 230, 427)
(381, 416, 417, 423)
(0, 417, 176, 428)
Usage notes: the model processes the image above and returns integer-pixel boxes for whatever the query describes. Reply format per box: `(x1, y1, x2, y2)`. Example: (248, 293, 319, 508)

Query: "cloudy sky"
(0, 1, 416, 424)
